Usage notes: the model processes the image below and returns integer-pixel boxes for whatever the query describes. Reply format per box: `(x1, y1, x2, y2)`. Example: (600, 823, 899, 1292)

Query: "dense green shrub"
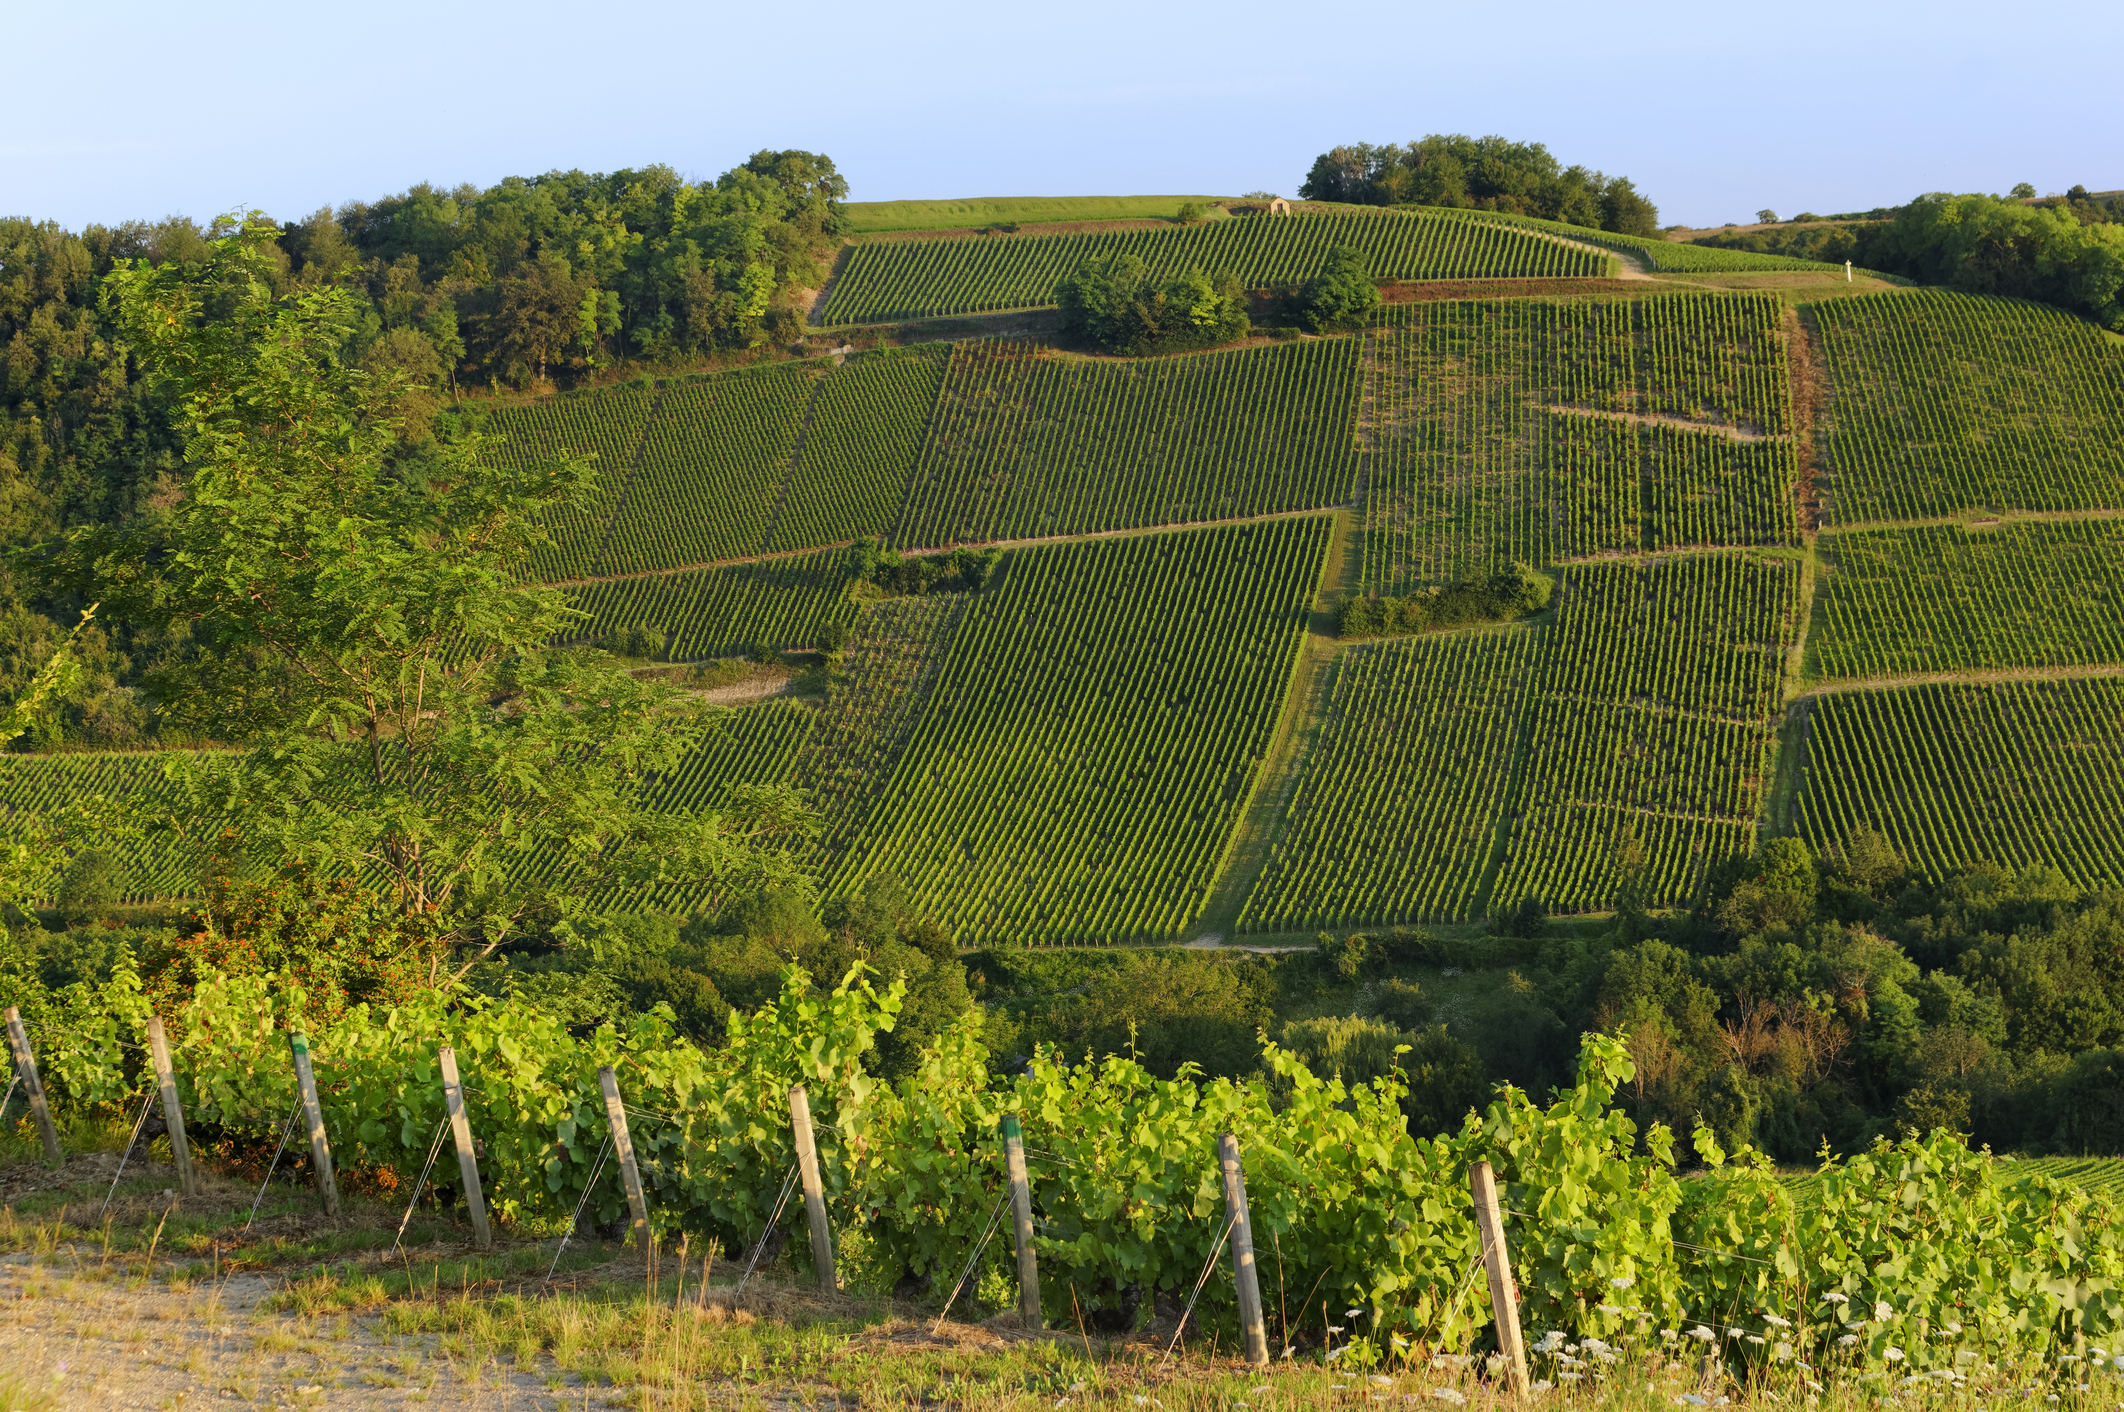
(1053, 253, 1250, 356)
(1294, 244, 1381, 331)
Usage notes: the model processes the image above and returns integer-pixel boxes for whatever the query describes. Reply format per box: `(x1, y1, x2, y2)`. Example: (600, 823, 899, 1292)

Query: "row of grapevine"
(790, 595, 969, 865)
(1238, 629, 1534, 933)
(1489, 554, 1802, 912)
(818, 208, 1605, 325)
(1796, 678, 2124, 891)
(52, 954, 2114, 1380)
(483, 385, 657, 581)
(562, 550, 859, 659)
(1813, 289, 2124, 523)
(1812, 519, 2124, 679)
(896, 337, 1362, 549)
(1538, 552, 1803, 720)
(831, 517, 1332, 944)
(0, 752, 196, 902)
(1361, 296, 1796, 592)
(768, 348, 949, 552)
(1445, 207, 1858, 274)
(600, 366, 817, 572)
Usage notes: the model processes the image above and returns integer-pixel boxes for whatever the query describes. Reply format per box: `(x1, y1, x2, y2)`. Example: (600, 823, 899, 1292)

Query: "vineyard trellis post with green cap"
(1002, 1114, 1040, 1328)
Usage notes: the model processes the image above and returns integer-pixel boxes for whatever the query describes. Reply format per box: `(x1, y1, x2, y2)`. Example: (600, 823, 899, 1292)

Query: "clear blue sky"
(7, 0, 2119, 233)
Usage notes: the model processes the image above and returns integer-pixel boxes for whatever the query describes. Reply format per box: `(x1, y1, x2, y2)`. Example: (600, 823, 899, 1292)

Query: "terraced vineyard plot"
(1362, 296, 1795, 591)
(792, 594, 968, 862)
(0, 753, 200, 900)
(833, 517, 1332, 945)
(1814, 290, 2124, 522)
(2024, 1157, 2124, 1195)
(1812, 520, 2124, 679)
(1797, 678, 2124, 891)
(1455, 209, 1855, 274)
(769, 349, 948, 552)
(563, 551, 858, 659)
(1237, 629, 1534, 933)
(1542, 552, 1801, 720)
(1490, 553, 1802, 913)
(485, 387, 656, 580)
(599, 366, 815, 573)
(525, 700, 816, 912)
(820, 208, 1602, 324)
(896, 338, 1360, 548)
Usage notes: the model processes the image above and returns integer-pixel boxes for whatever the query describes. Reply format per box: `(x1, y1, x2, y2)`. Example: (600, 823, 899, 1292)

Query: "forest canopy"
(1298, 134, 1661, 236)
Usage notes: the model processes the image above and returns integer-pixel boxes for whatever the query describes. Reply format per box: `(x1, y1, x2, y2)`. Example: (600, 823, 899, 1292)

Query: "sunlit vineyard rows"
(0, 753, 196, 901)
(791, 594, 968, 864)
(896, 337, 1361, 548)
(2024, 1157, 2124, 1195)
(1361, 295, 1795, 592)
(767, 347, 948, 552)
(1452, 208, 1856, 274)
(1797, 678, 2124, 891)
(1812, 519, 2124, 679)
(833, 517, 1331, 944)
(1489, 553, 1801, 912)
(818, 208, 1604, 325)
(1813, 289, 2124, 522)
(1239, 629, 1534, 932)
(599, 365, 816, 573)
(505, 699, 816, 911)
(484, 385, 656, 580)
(562, 550, 858, 659)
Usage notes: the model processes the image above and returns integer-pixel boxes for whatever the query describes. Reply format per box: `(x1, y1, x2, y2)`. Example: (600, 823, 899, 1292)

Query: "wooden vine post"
(1217, 1132, 1270, 1365)
(787, 1084, 837, 1290)
(1469, 1160, 1528, 1395)
(288, 1031, 342, 1220)
(597, 1066, 652, 1261)
(437, 1046, 492, 1250)
(144, 1016, 199, 1197)
(3, 1006, 61, 1166)
(1001, 1114, 1040, 1329)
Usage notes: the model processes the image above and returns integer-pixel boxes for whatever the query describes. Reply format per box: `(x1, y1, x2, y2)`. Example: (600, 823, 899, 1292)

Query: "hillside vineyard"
(15, 229, 2124, 938)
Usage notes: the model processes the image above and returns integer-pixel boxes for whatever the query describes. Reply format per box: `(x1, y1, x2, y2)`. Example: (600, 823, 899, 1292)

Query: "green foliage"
(1294, 245, 1380, 332)
(57, 219, 815, 969)
(1800, 679, 2124, 895)
(1362, 295, 1798, 593)
(850, 538, 1000, 596)
(1300, 135, 1660, 235)
(1811, 290, 2124, 523)
(1054, 255, 1249, 356)
(1336, 562, 1554, 640)
(1867, 191, 2124, 328)
(1243, 632, 1531, 932)
(566, 551, 858, 661)
(1816, 520, 2124, 679)
(821, 209, 1599, 325)
(899, 337, 1360, 548)
(833, 518, 1330, 945)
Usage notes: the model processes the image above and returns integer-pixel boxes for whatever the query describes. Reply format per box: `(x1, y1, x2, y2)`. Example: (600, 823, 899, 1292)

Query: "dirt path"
(1532, 231, 1653, 281)
(1789, 661, 2124, 700)
(1187, 507, 1357, 944)
(1539, 403, 1777, 442)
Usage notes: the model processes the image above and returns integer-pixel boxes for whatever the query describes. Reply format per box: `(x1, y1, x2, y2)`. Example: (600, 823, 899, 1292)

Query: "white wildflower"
(1746, 1335, 1765, 1346)
(1946, 1322, 1963, 1335)
(1763, 1314, 1792, 1329)
(1874, 1301, 1893, 1322)
(1371, 1377, 1393, 1387)
(1837, 1334, 1858, 1347)
(1612, 1276, 1635, 1288)
(1660, 1328, 1679, 1342)
(1821, 1291, 1849, 1305)
(1427, 1392, 1465, 1407)
(1598, 1303, 1623, 1314)
(1688, 1325, 1716, 1343)
(1347, 1308, 1365, 1318)
(1774, 1342, 1795, 1362)
(1328, 1325, 1346, 1335)
(1581, 1338, 1612, 1356)
(1885, 1346, 1905, 1363)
